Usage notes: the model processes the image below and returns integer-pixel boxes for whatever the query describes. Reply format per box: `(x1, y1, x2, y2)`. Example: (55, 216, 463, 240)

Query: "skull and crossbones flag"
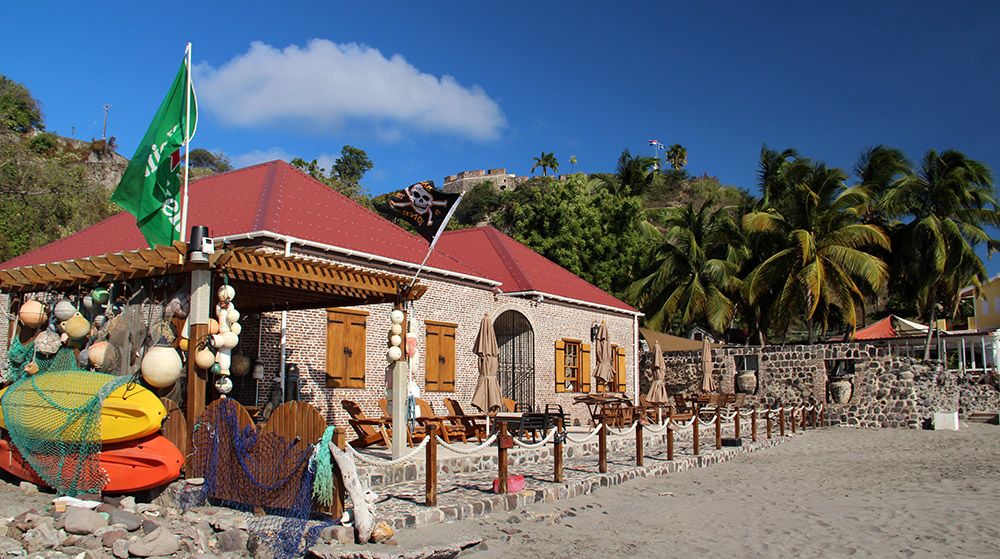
(381, 180, 463, 243)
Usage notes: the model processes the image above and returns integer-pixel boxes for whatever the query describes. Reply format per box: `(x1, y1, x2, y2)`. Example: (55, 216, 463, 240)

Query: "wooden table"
(573, 394, 631, 426)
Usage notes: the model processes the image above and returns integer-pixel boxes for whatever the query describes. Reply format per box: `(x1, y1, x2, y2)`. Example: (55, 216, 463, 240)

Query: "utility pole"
(102, 104, 112, 140)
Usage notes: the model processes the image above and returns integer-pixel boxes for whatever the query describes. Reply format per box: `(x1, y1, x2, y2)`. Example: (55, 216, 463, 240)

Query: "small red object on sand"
(492, 475, 526, 493)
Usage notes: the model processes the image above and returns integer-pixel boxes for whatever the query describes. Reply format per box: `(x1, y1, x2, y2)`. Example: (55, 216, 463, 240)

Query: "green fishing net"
(1, 344, 131, 495)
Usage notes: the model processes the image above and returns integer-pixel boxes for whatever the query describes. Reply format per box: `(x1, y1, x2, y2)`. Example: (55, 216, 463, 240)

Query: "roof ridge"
(480, 227, 534, 290)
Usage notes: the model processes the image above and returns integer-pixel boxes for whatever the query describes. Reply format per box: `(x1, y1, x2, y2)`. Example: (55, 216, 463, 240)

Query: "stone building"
(0, 161, 640, 430)
(442, 168, 530, 194)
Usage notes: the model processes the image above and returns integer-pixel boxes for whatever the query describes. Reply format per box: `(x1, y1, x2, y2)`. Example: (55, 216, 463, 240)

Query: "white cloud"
(196, 40, 505, 141)
(231, 147, 292, 168)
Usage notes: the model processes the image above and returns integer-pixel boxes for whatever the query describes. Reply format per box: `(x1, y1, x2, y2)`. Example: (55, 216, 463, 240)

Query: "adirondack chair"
(443, 398, 487, 441)
(377, 398, 428, 446)
(341, 400, 391, 448)
(415, 399, 468, 443)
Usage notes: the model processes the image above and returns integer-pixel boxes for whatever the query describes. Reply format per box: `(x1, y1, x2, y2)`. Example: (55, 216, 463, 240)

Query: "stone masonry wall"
(641, 342, 998, 429)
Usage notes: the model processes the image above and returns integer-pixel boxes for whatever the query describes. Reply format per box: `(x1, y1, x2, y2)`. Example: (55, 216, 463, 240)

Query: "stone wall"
(641, 342, 1000, 429)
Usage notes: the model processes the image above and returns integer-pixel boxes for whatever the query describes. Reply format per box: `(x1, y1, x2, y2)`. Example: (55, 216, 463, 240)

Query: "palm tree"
(612, 149, 657, 197)
(531, 152, 559, 176)
(881, 149, 999, 358)
(743, 161, 890, 343)
(569, 155, 577, 173)
(665, 144, 688, 171)
(626, 200, 746, 334)
(756, 145, 799, 209)
(853, 145, 910, 227)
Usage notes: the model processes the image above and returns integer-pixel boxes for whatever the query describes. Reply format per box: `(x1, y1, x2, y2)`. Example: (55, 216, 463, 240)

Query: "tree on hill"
(0, 76, 43, 133)
(188, 148, 232, 176)
(665, 144, 687, 171)
(291, 145, 373, 203)
(530, 152, 559, 176)
(612, 149, 657, 197)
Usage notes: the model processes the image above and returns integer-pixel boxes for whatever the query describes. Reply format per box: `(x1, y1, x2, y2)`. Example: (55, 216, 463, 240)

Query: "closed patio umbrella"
(594, 320, 615, 389)
(471, 313, 502, 413)
(645, 340, 668, 404)
(700, 336, 716, 392)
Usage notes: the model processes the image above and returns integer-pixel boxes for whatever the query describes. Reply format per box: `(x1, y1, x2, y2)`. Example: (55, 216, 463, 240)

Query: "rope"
(738, 410, 755, 418)
(346, 436, 429, 467)
(435, 432, 499, 455)
(720, 410, 738, 421)
(669, 416, 696, 430)
(697, 414, 718, 426)
(511, 428, 558, 449)
(644, 420, 669, 434)
(566, 424, 604, 444)
(607, 422, 638, 436)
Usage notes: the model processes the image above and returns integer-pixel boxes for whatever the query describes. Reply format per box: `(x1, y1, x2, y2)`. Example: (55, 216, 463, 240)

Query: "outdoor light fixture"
(590, 321, 600, 342)
(187, 225, 215, 263)
(252, 362, 265, 380)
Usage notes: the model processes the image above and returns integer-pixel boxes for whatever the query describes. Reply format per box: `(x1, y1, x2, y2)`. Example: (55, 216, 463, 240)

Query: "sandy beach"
(386, 423, 1000, 558)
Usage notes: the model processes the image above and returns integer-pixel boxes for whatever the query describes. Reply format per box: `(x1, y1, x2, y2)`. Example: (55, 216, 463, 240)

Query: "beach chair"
(443, 398, 487, 441)
(673, 394, 693, 414)
(415, 398, 468, 443)
(377, 398, 429, 446)
(341, 400, 391, 449)
(502, 398, 517, 413)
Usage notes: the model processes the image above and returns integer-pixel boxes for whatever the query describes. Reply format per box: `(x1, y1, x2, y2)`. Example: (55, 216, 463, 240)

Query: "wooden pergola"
(1, 240, 426, 435)
(0, 241, 427, 306)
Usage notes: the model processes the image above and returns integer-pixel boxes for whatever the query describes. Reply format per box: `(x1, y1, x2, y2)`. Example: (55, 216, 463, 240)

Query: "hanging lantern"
(141, 344, 184, 388)
(54, 299, 77, 321)
(252, 362, 265, 380)
(18, 300, 48, 329)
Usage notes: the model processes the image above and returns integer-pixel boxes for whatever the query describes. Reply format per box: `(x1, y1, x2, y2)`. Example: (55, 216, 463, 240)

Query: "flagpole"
(180, 42, 193, 243)
(406, 193, 464, 291)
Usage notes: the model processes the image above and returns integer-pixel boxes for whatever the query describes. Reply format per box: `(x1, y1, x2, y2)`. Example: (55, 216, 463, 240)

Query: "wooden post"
(692, 413, 700, 455)
(766, 410, 773, 439)
(425, 424, 437, 506)
(714, 407, 722, 450)
(497, 421, 509, 494)
(330, 430, 347, 520)
(635, 421, 643, 467)
(734, 410, 741, 439)
(801, 407, 807, 430)
(554, 424, 563, 482)
(598, 417, 608, 474)
(666, 421, 674, 461)
(790, 407, 796, 434)
(186, 268, 212, 436)
(779, 407, 786, 436)
(751, 408, 758, 442)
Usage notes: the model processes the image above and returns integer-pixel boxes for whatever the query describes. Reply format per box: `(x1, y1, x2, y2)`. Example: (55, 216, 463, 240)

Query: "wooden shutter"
(580, 343, 592, 393)
(554, 339, 566, 393)
(615, 346, 627, 392)
(425, 321, 456, 392)
(326, 308, 368, 389)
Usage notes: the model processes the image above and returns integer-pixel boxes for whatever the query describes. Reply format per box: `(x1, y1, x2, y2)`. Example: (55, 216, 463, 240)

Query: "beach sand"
(391, 423, 1000, 558)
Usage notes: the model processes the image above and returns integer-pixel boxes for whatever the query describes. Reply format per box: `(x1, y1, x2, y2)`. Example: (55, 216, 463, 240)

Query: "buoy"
(18, 301, 47, 328)
(141, 345, 184, 388)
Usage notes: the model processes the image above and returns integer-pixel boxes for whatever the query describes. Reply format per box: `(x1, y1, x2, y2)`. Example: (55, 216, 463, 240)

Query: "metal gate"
(494, 310, 535, 409)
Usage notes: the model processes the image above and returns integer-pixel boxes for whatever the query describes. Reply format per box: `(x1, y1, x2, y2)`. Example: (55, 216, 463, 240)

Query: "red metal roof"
(436, 226, 637, 313)
(0, 161, 480, 278)
(854, 316, 897, 340)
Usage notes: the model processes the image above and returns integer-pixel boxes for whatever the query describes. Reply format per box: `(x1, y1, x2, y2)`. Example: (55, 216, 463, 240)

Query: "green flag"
(111, 52, 197, 248)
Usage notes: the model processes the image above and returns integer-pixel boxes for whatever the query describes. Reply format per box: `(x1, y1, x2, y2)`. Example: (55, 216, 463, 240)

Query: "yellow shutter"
(554, 339, 566, 393)
(425, 323, 440, 391)
(440, 324, 456, 392)
(327, 308, 368, 389)
(346, 313, 367, 388)
(326, 311, 347, 388)
(581, 343, 591, 393)
(615, 346, 627, 393)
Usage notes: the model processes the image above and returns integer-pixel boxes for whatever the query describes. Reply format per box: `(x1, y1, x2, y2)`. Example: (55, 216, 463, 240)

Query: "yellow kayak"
(0, 371, 166, 444)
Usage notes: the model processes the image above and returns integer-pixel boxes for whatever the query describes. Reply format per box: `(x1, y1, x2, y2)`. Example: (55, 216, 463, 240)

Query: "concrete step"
(967, 413, 999, 424)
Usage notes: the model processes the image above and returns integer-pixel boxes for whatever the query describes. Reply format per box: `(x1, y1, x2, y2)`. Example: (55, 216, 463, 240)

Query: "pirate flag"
(382, 180, 463, 243)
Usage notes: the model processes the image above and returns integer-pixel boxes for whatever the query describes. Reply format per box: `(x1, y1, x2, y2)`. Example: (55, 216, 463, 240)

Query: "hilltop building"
(442, 168, 530, 194)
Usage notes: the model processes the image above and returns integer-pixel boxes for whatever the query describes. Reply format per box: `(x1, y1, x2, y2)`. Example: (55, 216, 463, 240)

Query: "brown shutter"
(615, 346, 627, 392)
(554, 339, 566, 393)
(425, 323, 440, 391)
(580, 343, 591, 393)
(326, 308, 368, 389)
(440, 324, 456, 391)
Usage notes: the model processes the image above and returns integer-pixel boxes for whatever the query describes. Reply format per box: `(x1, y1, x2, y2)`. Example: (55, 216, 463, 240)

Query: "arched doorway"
(494, 310, 535, 409)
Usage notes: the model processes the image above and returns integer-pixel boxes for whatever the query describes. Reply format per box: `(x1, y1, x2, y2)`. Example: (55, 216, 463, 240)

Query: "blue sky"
(4, 3, 1000, 206)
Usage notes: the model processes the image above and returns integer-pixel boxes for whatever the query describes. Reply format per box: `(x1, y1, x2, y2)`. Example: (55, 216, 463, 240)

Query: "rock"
(141, 519, 159, 535)
(215, 529, 248, 553)
(307, 543, 342, 559)
(12, 511, 46, 531)
(74, 535, 103, 550)
(209, 512, 248, 532)
(108, 510, 142, 532)
(186, 477, 205, 486)
(320, 525, 354, 545)
(65, 507, 109, 535)
(23, 522, 61, 551)
(118, 497, 137, 513)
(0, 536, 21, 554)
(128, 527, 180, 557)
(193, 554, 222, 559)
(18, 481, 39, 493)
(370, 521, 394, 543)
(111, 538, 129, 559)
(100, 529, 127, 548)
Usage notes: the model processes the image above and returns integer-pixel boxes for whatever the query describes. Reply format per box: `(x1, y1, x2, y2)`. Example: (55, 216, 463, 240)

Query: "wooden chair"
(673, 394, 692, 414)
(415, 398, 468, 443)
(501, 397, 516, 413)
(341, 400, 391, 448)
(443, 398, 487, 441)
(377, 398, 428, 446)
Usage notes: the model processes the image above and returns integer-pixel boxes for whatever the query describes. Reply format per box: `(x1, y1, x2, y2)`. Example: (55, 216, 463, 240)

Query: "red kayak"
(0, 434, 184, 493)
